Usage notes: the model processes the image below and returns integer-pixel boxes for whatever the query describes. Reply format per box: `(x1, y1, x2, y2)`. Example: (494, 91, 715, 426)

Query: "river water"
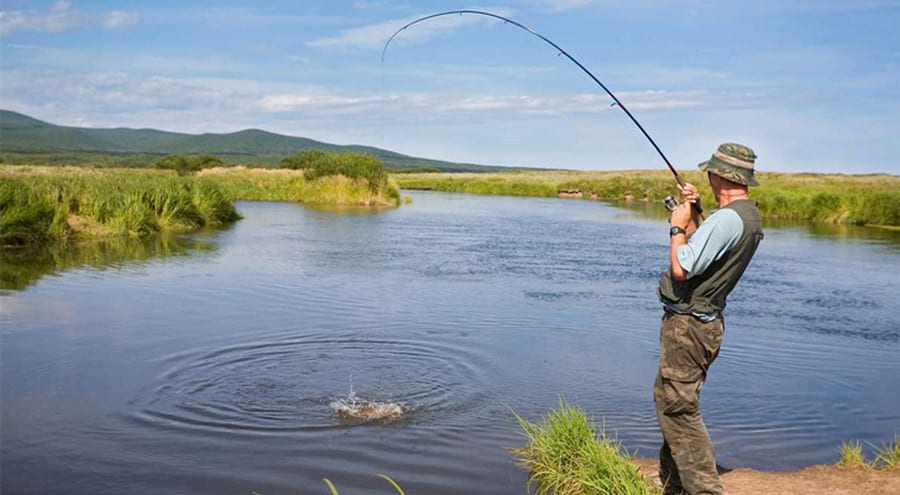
(2, 191, 899, 494)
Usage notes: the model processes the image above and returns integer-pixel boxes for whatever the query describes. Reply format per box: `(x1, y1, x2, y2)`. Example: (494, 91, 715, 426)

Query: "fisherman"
(654, 143, 764, 495)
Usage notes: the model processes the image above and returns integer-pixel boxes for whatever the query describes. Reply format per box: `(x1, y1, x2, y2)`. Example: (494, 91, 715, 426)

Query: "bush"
(281, 150, 388, 193)
(154, 154, 224, 175)
(281, 150, 330, 170)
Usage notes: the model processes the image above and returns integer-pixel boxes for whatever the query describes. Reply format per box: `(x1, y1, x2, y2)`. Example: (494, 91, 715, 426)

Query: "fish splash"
(330, 391, 407, 423)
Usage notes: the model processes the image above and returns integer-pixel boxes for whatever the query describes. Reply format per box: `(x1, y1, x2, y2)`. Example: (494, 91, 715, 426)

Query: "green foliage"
(512, 400, 658, 495)
(291, 151, 389, 193)
(837, 441, 867, 468)
(280, 149, 330, 170)
(397, 171, 900, 227)
(154, 154, 223, 175)
(872, 434, 900, 470)
(0, 166, 240, 246)
(0, 177, 66, 245)
(835, 435, 900, 470)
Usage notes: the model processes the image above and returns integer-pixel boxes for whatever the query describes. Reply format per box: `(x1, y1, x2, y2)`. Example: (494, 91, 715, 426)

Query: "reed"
(1, 164, 401, 246)
(320, 474, 405, 494)
(198, 167, 400, 206)
(396, 170, 900, 227)
(511, 400, 659, 495)
(0, 165, 240, 245)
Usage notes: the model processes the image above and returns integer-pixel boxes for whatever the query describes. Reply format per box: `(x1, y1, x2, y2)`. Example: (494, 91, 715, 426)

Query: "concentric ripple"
(128, 332, 485, 434)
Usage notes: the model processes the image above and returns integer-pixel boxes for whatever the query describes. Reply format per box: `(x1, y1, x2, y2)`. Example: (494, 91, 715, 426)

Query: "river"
(2, 191, 898, 494)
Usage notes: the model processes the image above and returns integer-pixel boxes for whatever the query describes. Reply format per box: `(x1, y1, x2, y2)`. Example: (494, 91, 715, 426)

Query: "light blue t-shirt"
(676, 208, 744, 279)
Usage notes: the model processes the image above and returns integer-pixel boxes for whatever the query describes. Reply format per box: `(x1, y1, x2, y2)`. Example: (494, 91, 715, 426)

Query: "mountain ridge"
(0, 110, 515, 172)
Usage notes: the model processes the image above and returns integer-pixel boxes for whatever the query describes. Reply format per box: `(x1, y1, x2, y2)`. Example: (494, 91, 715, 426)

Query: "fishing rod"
(382, 9, 703, 216)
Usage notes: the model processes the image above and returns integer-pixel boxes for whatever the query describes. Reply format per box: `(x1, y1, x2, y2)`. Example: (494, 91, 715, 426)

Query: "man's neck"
(717, 189, 749, 208)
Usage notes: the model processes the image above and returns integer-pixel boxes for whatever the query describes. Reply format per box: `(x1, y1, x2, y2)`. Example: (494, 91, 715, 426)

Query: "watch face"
(670, 226, 685, 236)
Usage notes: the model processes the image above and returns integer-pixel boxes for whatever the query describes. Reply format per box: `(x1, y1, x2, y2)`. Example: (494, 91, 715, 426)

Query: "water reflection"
(0, 233, 219, 291)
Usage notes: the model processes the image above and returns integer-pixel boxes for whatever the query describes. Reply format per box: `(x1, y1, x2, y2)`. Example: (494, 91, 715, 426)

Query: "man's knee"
(655, 374, 702, 416)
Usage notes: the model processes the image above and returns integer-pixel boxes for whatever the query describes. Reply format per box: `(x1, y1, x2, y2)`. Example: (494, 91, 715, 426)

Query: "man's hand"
(670, 201, 693, 230)
(678, 183, 700, 204)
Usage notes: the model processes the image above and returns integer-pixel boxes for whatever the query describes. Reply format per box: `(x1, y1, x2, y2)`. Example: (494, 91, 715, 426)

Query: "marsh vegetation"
(0, 155, 400, 246)
(395, 170, 900, 227)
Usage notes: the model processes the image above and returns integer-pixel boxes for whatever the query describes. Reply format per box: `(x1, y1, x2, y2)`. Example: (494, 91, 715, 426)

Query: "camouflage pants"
(653, 311, 725, 495)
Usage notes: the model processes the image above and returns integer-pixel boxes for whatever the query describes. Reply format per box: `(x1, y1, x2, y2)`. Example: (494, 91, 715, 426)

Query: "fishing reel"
(663, 195, 679, 212)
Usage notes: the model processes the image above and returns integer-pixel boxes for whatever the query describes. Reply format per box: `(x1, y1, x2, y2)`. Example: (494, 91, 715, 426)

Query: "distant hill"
(0, 110, 514, 172)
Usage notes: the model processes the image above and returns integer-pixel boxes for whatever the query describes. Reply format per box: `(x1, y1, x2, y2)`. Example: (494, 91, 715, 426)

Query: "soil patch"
(632, 458, 900, 495)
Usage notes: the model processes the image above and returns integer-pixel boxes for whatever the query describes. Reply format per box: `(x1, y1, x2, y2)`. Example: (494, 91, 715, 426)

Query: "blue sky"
(1, 1, 898, 173)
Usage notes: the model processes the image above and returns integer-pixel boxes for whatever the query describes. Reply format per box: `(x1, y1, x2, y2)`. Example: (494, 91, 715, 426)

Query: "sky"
(1, 1, 898, 173)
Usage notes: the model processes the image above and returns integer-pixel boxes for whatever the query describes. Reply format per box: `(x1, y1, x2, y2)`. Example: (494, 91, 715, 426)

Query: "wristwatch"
(669, 226, 687, 237)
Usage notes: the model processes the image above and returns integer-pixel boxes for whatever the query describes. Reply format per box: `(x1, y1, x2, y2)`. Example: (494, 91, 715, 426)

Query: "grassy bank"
(1, 165, 240, 245)
(1, 164, 400, 246)
(512, 401, 658, 495)
(198, 166, 400, 206)
(396, 170, 900, 227)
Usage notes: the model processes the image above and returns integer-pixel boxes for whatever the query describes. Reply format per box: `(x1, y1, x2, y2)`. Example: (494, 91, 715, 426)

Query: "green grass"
(396, 170, 900, 227)
(837, 441, 868, 468)
(512, 400, 658, 495)
(0, 166, 240, 245)
(321, 474, 405, 495)
(0, 164, 400, 246)
(872, 434, 900, 470)
(198, 166, 400, 206)
(835, 435, 900, 470)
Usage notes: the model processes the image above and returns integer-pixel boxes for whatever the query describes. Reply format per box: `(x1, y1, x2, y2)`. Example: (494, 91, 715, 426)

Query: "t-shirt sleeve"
(676, 208, 744, 278)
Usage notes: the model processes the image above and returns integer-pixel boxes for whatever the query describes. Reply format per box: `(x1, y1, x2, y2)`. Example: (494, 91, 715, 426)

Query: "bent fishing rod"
(382, 9, 703, 215)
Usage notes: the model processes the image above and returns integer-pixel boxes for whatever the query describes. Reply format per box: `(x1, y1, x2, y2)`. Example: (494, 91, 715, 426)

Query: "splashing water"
(329, 388, 407, 423)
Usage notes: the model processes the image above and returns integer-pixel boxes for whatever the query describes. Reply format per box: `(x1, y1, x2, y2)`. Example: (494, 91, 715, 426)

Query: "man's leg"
(654, 313, 724, 495)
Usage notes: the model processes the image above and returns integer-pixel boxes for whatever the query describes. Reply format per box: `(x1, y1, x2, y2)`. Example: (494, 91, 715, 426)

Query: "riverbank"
(631, 458, 900, 495)
(0, 165, 400, 246)
(395, 170, 900, 227)
(514, 401, 900, 495)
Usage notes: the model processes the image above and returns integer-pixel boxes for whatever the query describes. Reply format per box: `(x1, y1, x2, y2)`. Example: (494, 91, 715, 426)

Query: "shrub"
(281, 149, 330, 170)
(280, 150, 388, 193)
(154, 154, 224, 175)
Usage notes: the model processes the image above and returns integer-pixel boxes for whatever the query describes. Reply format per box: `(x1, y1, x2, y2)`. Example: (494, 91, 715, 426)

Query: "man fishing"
(384, 14, 765, 493)
(654, 143, 764, 495)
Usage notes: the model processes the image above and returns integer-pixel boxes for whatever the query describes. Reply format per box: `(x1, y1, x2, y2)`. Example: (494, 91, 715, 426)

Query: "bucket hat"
(698, 143, 759, 187)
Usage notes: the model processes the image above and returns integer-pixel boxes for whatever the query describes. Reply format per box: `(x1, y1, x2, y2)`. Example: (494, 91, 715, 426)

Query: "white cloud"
(100, 11, 140, 29)
(0, 1, 138, 36)
(530, 0, 598, 13)
(1, 67, 746, 130)
(307, 8, 514, 51)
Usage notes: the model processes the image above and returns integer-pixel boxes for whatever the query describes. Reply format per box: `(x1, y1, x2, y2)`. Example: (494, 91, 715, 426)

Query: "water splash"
(329, 388, 407, 423)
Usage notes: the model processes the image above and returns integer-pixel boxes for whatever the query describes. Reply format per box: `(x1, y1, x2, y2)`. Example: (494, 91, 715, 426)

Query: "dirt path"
(632, 458, 900, 495)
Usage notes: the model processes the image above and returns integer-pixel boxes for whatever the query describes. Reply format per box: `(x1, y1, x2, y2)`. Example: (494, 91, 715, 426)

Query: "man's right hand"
(678, 183, 700, 204)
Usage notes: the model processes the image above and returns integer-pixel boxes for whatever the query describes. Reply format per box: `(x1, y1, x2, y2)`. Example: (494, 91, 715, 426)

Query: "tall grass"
(0, 166, 240, 245)
(199, 166, 400, 206)
(873, 434, 900, 469)
(1, 164, 401, 246)
(837, 441, 867, 468)
(835, 435, 900, 470)
(396, 170, 900, 227)
(512, 400, 658, 495)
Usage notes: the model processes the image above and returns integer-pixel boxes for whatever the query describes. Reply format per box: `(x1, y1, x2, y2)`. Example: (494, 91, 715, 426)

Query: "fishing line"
(381, 9, 703, 214)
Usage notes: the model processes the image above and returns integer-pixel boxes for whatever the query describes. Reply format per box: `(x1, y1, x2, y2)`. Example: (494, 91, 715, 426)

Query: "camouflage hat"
(697, 142, 759, 187)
